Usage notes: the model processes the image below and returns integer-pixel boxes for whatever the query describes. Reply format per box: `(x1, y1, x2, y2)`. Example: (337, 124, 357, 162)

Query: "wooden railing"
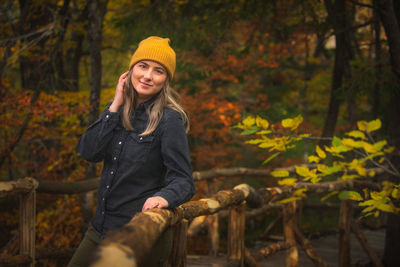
(0, 178, 37, 267)
(88, 180, 383, 267)
(0, 167, 385, 267)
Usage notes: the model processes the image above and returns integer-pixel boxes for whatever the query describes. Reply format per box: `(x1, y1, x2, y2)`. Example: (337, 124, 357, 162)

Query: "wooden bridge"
(0, 167, 386, 267)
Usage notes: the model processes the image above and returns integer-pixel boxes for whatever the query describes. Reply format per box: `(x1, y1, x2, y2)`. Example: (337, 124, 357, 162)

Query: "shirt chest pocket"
(125, 132, 155, 163)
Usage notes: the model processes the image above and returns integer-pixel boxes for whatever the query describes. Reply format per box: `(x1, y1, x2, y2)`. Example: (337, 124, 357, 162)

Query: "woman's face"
(131, 60, 168, 103)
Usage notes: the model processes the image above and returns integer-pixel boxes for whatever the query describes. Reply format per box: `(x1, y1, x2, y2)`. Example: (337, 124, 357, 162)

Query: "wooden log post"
(350, 219, 383, 267)
(253, 241, 292, 261)
(206, 179, 219, 256)
(19, 179, 37, 267)
(339, 200, 352, 267)
(294, 224, 329, 267)
(169, 219, 188, 267)
(283, 201, 298, 267)
(227, 201, 246, 267)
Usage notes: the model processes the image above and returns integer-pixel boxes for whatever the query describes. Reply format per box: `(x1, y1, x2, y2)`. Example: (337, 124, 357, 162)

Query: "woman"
(69, 36, 195, 267)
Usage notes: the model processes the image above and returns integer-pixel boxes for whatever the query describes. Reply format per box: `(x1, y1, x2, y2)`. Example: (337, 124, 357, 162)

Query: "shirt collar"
(136, 94, 159, 111)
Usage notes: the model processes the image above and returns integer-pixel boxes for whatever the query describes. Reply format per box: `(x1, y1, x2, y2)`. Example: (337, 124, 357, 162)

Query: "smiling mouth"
(140, 81, 152, 87)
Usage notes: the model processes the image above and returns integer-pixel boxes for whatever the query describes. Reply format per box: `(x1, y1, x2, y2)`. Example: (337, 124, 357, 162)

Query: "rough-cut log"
(283, 202, 298, 267)
(36, 178, 100, 194)
(193, 167, 280, 181)
(19, 183, 36, 267)
(90, 184, 254, 267)
(261, 212, 283, 240)
(35, 248, 76, 259)
(294, 224, 329, 267)
(206, 179, 219, 256)
(339, 200, 352, 267)
(187, 215, 207, 237)
(227, 202, 245, 266)
(350, 220, 383, 267)
(187, 203, 281, 238)
(0, 254, 31, 265)
(252, 241, 292, 260)
(30, 166, 382, 194)
(169, 219, 188, 267)
(0, 178, 38, 197)
(207, 213, 219, 256)
(294, 180, 381, 192)
(244, 248, 261, 267)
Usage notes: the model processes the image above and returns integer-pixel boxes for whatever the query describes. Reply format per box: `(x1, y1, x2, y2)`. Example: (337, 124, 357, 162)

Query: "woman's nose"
(143, 69, 152, 80)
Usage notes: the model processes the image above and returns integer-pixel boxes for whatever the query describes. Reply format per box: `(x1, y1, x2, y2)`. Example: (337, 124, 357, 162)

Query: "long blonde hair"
(121, 67, 189, 136)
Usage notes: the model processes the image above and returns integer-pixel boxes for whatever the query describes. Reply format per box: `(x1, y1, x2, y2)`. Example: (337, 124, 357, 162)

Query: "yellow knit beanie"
(129, 36, 176, 79)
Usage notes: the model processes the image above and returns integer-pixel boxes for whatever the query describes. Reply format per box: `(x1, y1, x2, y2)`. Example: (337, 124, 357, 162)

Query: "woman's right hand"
(109, 71, 129, 112)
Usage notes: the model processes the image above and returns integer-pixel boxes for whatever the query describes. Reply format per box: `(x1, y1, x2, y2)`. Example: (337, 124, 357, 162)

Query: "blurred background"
(1, 0, 400, 266)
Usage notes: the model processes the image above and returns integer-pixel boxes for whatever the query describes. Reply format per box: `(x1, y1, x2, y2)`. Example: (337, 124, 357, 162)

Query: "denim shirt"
(77, 98, 195, 235)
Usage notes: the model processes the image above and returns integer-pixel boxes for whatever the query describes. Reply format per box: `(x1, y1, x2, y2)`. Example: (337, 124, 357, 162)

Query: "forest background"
(1, 0, 400, 266)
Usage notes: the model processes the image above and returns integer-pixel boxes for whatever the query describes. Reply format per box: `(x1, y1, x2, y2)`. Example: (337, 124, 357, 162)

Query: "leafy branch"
(234, 115, 400, 217)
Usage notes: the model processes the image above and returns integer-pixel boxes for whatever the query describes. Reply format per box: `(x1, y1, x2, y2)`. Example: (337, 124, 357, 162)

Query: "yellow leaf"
(346, 130, 366, 140)
(384, 146, 395, 153)
(357, 120, 368, 131)
(271, 170, 290, 178)
(316, 145, 326, 159)
(341, 174, 359, 180)
(317, 164, 328, 172)
(281, 115, 303, 130)
(370, 191, 382, 200)
(373, 140, 387, 151)
(256, 116, 269, 129)
(243, 116, 256, 128)
(293, 188, 307, 198)
(392, 188, 400, 199)
(278, 178, 297, 186)
(367, 119, 382, 132)
(376, 202, 395, 213)
(256, 130, 272, 135)
(362, 142, 377, 153)
(342, 138, 363, 148)
(308, 155, 320, 163)
(277, 197, 301, 204)
(368, 171, 376, 177)
(295, 166, 310, 177)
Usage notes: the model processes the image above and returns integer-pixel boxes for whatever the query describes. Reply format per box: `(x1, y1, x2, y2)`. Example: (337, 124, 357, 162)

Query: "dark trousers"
(68, 225, 173, 267)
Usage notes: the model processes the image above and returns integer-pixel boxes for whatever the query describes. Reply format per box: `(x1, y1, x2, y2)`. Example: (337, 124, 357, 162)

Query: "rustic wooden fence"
(0, 167, 385, 267)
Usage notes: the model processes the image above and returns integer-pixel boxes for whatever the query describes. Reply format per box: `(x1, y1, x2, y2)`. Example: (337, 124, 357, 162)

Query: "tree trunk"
(377, 1, 400, 266)
(372, 0, 382, 118)
(82, 0, 108, 232)
(320, 0, 352, 146)
(338, 200, 352, 267)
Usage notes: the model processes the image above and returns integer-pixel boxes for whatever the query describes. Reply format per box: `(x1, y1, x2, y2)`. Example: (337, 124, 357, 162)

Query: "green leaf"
(321, 191, 339, 202)
(338, 191, 363, 201)
(262, 152, 280, 165)
(241, 126, 259, 135)
(332, 136, 342, 147)
(321, 165, 342, 175)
